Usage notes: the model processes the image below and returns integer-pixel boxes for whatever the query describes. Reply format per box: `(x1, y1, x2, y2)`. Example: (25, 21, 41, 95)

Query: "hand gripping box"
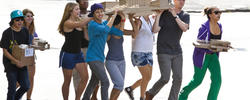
(12, 44, 35, 66)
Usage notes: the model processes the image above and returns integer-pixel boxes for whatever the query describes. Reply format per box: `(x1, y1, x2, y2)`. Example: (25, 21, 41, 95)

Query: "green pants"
(179, 54, 222, 100)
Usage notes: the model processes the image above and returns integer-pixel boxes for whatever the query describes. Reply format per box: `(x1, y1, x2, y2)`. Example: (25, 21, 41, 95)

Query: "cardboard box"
(32, 38, 50, 50)
(12, 45, 35, 66)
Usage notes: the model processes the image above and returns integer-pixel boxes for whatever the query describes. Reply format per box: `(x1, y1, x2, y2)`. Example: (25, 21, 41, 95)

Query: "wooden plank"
(102, 0, 173, 16)
(101, 2, 119, 11)
(210, 39, 231, 46)
(193, 39, 232, 52)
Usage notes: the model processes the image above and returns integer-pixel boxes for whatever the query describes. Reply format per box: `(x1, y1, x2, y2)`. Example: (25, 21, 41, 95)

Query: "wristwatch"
(174, 15, 179, 19)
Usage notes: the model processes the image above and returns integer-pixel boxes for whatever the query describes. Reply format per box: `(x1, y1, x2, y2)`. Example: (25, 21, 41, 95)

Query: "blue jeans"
(105, 60, 125, 91)
(6, 68, 30, 100)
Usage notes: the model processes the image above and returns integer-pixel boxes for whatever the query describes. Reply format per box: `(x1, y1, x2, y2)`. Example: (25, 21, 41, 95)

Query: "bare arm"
(119, 11, 125, 31)
(83, 25, 89, 40)
(64, 17, 92, 30)
(128, 14, 140, 39)
(123, 29, 134, 35)
(169, 8, 189, 32)
(106, 13, 113, 22)
(3, 48, 24, 68)
(107, 35, 111, 41)
(175, 17, 189, 32)
(152, 10, 164, 33)
(107, 10, 118, 28)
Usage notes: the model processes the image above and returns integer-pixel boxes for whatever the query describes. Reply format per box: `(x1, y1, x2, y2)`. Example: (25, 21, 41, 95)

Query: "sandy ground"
(0, 0, 250, 100)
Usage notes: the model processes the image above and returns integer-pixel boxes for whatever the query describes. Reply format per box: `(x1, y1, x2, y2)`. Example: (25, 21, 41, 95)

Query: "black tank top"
(210, 32, 221, 39)
(62, 29, 83, 53)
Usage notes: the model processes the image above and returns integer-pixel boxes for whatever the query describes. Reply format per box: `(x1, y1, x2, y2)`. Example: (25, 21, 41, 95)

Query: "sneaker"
(145, 91, 154, 100)
(125, 87, 134, 100)
(140, 97, 145, 100)
(178, 94, 187, 100)
(178, 90, 187, 100)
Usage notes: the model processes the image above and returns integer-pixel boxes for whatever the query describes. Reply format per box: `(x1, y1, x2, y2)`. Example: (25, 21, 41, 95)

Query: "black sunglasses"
(213, 11, 222, 15)
(15, 18, 24, 21)
(25, 15, 33, 18)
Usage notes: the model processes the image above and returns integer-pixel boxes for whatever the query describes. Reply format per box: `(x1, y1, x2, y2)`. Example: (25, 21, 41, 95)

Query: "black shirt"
(0, 27, 29, 72)
(62, 29, 83, 53)
(210, 32, 221, 39)
(157, 10, 190, 55)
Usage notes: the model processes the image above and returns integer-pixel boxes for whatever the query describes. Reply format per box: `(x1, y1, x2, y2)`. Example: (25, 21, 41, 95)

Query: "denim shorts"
(59, 51, 85, 69)
(131, 52, 153, 67)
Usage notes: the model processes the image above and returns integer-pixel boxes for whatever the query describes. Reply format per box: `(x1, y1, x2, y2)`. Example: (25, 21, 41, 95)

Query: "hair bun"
(204, 7, 209, 15)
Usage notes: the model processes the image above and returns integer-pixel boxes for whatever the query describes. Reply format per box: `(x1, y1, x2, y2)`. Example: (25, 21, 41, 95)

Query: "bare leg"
(130, 79, 142, 90)
(75, 63, 89, 100)
(138, 65, 152, 99)
(110, 88, 121, 100)
(91, 85, 99, 100)
(27, 64, 36, 99)
(62, 69, 73, 100)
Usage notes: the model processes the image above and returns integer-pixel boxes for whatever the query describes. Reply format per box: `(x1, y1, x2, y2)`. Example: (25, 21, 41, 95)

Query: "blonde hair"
(23, 9, 35, 35)
(58, 2, 78, 35)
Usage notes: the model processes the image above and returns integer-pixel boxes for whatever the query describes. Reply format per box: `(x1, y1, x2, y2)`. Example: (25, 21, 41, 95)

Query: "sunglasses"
(15, 18, 24, 21)
(25, 15, 33, 18)
(213, 11, 222, 15)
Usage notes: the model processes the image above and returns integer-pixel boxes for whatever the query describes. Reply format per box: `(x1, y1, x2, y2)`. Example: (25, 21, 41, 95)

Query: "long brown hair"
(58, 2, 78, 36)
(23, 9, 35, 35)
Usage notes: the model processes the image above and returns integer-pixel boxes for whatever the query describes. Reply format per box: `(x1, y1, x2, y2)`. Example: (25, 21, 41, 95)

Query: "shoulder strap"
(140, 17, 153, 34)
(11, 29, 17, 45)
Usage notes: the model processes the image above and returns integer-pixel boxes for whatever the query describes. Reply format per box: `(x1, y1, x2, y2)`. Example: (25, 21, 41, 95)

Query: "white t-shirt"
(132, 16, 155, 52)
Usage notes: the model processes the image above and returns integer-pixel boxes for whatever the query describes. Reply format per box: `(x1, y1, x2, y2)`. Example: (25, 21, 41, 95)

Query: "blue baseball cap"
(10, 10, 24, 19)
(88, 3, 104, 17)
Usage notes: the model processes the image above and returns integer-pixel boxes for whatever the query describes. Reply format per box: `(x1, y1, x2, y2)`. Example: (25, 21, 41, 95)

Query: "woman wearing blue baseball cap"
(0, 10, 30, 100)
(82, 3, 118, 100)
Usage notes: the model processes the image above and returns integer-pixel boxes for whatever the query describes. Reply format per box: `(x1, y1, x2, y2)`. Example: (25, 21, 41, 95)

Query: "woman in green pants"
(179, 6, 223, 100)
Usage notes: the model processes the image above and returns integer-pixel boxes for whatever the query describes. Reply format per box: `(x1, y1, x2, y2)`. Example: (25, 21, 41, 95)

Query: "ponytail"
(203, 6, 216, 19)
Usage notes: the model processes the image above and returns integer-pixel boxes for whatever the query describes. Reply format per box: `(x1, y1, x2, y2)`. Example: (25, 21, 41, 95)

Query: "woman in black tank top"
(57, 3, 92, 100)
(62, 29, 83, 53)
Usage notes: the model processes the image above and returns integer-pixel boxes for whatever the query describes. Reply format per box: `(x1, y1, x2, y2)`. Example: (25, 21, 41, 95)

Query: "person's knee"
(21, 83, 30, 92)
(82, 73, 89, 82)
(143, 75, 151, 82)
(8, 85, 16, 94)
(114, 80, 124, 91)
(148, 73, 152, 81)
(192, 77, 203, 86)
(173, 74, 182, 83)
(160, 76, 170, 84)
(211, 75, 222, 86)
(162, 79, 169, 84)
(101, 79, 110, 88)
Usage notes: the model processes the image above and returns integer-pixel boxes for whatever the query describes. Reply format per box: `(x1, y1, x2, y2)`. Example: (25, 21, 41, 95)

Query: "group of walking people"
(0, 0, 224, 100)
